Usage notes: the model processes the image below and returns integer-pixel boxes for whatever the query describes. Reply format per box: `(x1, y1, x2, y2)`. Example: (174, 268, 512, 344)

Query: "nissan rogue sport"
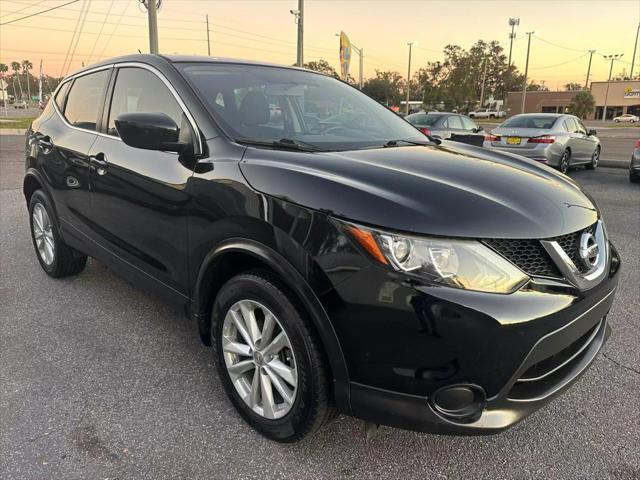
(24, 55, 620, 442)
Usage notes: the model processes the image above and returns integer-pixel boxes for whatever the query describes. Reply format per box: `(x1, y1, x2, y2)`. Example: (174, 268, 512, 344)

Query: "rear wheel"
(586, 146, 600, 170)
(28, 190, 87, 277)
(558, 150, 571, 174)
(211, 271, 333, 442)
(631, 171, 640, 183)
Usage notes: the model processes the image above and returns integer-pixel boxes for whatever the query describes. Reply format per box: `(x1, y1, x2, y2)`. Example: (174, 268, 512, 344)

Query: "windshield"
(177, 62, 427, 151)
(501, 115, 559, 129)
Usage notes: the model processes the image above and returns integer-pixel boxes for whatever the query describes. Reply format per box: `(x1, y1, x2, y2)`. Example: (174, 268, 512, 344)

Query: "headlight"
(346, 224, 528, 294)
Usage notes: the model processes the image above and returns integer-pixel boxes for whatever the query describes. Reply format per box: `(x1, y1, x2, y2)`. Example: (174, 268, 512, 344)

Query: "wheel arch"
(192, 237, 351, 413)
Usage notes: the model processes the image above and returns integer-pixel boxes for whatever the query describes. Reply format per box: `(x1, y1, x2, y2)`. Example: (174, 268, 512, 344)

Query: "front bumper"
(324, 244, 620, 434)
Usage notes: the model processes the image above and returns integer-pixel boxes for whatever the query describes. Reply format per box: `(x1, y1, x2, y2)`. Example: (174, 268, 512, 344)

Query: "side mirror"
(474, 126, 484, 133)
(588, 129, 597, 136)
(115, 112, 186, 153)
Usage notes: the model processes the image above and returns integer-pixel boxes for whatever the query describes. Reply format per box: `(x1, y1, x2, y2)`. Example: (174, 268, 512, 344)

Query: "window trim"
(51, 62, 202, 155)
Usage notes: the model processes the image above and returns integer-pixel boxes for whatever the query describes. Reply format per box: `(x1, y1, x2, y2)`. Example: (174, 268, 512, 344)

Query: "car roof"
(510, 113, 563, 118)
(65, 53, 311, 79)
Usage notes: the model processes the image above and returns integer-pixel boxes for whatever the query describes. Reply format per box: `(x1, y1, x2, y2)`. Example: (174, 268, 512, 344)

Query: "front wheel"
(29, 190, 87, 277)
(631, 171, 640, 183)
(211, 271, 333, 442)
(586, 147, 600, 170)
(558, 150, 571, 174)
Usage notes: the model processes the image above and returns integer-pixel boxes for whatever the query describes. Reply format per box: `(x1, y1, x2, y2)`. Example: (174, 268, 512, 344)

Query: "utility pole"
(145, 0, 159, 54)
(521, 31, 534, 114)
(479, 57, 488, 108)
(206, 14, 211, 56)
(406, 41, 414, 115)
(584, 50, 595, 90)
(507, 17, 519, 68)
(290, 1, 304, 66)
(631, 23, 640, 79)
(602, 54, 623, 121)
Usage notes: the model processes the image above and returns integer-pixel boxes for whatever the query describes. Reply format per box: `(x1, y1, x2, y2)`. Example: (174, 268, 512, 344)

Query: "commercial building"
(505, 80, 640, 120)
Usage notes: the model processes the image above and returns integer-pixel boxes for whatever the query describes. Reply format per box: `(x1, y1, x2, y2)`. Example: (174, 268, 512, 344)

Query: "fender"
(23, 167, 58, 218)
(192, 237, 351, 414)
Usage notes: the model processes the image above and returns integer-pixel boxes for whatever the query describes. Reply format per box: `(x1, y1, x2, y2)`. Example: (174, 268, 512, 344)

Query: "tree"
(527, 80, 549, 92)
(564, 82, 583, 91)
(302, 59, 339, 79)
(22, 60, 33, 102)
(10, 61, 23, 99)
(568, 91, 595, 119)
(362, 70, 405, 106)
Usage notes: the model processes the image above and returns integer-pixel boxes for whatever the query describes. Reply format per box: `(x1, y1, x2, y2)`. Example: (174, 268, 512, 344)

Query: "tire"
(28, 189, 87, 277)
(631, 119, 636, 123)
(489, 114, 495, 119)
(631, 171, 640, 183)
(586, 146, 600, 170)
(614, 119, 619, 123)
(211, 271, 333, 442)
(558, 150, 571, 174)
(469, 114, 475, 118)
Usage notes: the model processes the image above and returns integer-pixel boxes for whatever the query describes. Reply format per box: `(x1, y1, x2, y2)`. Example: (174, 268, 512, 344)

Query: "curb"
(0, 129, 26, 135)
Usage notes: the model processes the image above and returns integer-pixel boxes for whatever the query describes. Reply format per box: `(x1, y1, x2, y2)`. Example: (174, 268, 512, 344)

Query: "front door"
(88, 66, 197, 299)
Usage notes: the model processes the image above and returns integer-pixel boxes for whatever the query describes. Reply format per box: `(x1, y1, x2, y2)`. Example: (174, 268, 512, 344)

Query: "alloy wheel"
(32, 203, 55, 265)
(592, 148, 599, 167)
(222, 299, 298, 419)
(560, 152, 570, 174)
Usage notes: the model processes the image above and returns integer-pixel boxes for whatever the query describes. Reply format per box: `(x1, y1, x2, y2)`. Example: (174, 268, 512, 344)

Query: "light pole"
(334, 33, 364, 89)
(405, 41, 415, 115)
(584, 50, 596, 90)
(521, 31, 534, 114)
(507, 17, 519, 68)
(602, 54, 623, 121)
(479, 56, 488, 108)
(290, 0, 304, 67)
(631, 23, 640, 79)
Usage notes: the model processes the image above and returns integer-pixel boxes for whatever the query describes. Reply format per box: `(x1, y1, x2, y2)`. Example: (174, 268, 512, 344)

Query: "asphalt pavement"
(1, 135, 639, 479)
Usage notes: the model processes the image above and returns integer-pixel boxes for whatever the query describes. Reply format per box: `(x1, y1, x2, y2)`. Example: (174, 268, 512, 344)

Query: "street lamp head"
(509, 18, 520, 26)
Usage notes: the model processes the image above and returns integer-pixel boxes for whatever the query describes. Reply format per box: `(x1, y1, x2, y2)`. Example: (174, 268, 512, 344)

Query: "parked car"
(406, 112, 486, 146)
(13, 100, 28, 109)
(24, 55, 620, 442)
(613, 113, 639, 123)
(484, 114, 601, 174)
(630, 139, 640, 183)
(468, 108, 505, 119)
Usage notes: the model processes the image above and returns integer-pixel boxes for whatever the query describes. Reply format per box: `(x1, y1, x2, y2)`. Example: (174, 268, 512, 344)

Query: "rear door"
(36, 68, 111, 243)
(564, 117, 589, 161)
(87, 65, 199, 300)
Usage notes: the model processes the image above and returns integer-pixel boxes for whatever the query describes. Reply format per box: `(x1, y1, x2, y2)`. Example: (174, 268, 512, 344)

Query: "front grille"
(485, 238, 561, 278)
(485, 223, 597, 280)
(550, 224, 596, 274)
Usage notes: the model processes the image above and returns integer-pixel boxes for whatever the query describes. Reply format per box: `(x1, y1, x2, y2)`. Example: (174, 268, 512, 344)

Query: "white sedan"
(613, 113, 639, 123)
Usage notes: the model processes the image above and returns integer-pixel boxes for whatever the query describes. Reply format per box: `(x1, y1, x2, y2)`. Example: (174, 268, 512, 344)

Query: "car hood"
(239, 142, 598, 239)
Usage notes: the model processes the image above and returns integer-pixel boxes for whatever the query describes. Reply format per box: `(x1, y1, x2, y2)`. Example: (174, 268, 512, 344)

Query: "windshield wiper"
(383, 138, 435, 147)
(236, 137, 324, 152)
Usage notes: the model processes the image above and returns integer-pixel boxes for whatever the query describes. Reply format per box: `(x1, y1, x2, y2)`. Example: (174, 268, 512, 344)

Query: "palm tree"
(0, 63, 7, 106)
(568, 91, 596, 119)
(22, 60, 33, 104)
(10, 61, 23, 100)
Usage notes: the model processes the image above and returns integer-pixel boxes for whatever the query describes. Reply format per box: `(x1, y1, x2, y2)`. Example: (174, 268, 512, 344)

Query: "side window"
(54, 81, 71, 111)
(445, 115, 463, 129)
(564, 117, 577, 133)
(107, 67, 191, 143)
(460, 116, 477, 131)
(63, 70, 109, 131)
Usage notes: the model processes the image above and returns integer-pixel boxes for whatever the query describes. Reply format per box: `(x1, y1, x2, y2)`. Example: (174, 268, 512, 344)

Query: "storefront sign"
(623, 87, 640, 98)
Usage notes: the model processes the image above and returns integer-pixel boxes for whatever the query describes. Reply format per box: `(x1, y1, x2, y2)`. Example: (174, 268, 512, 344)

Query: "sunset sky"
(0, 0, 637, 90)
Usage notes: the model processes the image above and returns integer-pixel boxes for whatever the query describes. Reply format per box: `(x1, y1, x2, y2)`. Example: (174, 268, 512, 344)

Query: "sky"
(0, 0, 637, 90)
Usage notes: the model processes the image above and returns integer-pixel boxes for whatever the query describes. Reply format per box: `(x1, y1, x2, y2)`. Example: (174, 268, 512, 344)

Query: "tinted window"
(54, 81, 71, 111)
(63, 70, 109, 131)
(107, 67, 190, 142)
(178, 63, 426, 151)
(445, 115, 463, 129)
(460, 116, 477, 131)
(501, 115, 558, 129)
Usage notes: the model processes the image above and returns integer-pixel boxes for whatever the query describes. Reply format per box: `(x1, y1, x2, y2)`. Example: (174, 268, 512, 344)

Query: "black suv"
(24, 55, 620, 442)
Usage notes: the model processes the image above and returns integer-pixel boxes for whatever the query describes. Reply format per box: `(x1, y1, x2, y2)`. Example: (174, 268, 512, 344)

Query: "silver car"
(406, 112, 486, 145)
(484, 114, 601, 174)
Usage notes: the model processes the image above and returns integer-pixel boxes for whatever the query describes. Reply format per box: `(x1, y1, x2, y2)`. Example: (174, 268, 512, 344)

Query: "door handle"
(90, 152, 108, 175)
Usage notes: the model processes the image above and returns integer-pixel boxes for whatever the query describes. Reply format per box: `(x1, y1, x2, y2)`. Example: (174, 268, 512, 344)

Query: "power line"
(533, 35, 588, 53)
(0, 0, 80, 26)
(530, 52, 589, 70)
(86, 0, 116, 63)
(0, 0, 48, 19)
